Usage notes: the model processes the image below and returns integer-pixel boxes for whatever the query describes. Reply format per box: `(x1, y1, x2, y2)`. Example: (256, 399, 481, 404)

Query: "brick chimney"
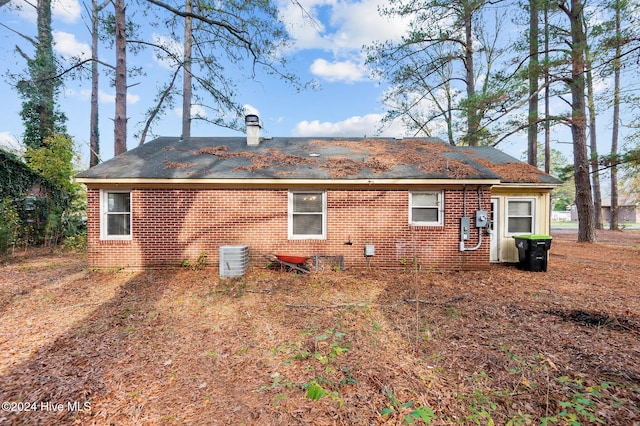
(245, 114, 261, 146)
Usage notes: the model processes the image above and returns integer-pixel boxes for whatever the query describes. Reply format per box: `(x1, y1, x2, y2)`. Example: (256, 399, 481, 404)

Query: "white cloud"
(280, 0, 409, 54)
(278, 0, 410, 88)
(327, 0, 408, 49)
(592, 74, 611, 95)
(53, 31, 90, 60)
(63, 87, 91, 100)
(292, 113, 405, 137)
(53, 0, 81, 23)
(243, 104, 261, 117)
(191, 105, 207, 119)
(152, 34, 183, 69)
(309, 58, 367, 83)
(175, 105, 208, 119)
(10, 0, 81, 23)
(99, 91, 140, 105)
(127, 93, 141, 105)
(0, 132, 22, 151)
(64, 88, 138, 105)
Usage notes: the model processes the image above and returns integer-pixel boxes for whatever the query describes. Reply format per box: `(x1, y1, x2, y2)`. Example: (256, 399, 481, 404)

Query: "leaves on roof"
(163, 161, 198, 169)
(195, 146, 246, 159)
(194, 146, 317, 173)
(311, 139, 477, 178)
(233, 148, 318, 172)
(319, 157, 392, 178)
(473, 158, 545, 183)
(159, 139, 548, 182)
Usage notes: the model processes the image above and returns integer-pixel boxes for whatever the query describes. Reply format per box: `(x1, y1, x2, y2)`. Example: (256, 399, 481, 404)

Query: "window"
(289, 191, 326, 239)
(506, 198, 535, 234)
(101, 190, 132, 240)
(409, 191, 443, 226)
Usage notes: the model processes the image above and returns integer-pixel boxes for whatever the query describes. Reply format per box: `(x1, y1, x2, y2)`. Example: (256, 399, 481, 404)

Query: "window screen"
(410, 192, 443, 225)
(507, 199, 534, 234)
(104, 192, 131, 238)
(290, 192, 325, 238)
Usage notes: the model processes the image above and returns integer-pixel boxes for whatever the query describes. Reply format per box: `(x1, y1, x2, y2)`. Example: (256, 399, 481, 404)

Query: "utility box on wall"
(476, 210, 488, 228)
(460, 217, 470, 241)
(364, 244, 375, 257)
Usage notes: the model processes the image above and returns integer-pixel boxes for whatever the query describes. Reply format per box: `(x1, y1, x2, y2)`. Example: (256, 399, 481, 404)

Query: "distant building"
(601, 193, 640, 224)
(551, 211, 571, 222)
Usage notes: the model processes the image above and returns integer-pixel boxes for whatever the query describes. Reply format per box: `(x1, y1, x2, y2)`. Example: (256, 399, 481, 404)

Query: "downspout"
(459, 185, 469, 252)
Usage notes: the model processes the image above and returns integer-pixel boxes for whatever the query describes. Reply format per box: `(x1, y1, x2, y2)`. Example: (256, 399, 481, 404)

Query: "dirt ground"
(0, 229, 638, 425)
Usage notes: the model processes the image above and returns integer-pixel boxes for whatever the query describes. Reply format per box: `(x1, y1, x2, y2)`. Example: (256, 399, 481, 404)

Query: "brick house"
(601, 193, 640, 224)
(76, 116, 560, 271)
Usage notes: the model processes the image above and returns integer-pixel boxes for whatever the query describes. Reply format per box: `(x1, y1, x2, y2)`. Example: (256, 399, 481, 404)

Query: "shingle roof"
(76, 136, 560, 185)
(600, 193, 639, 207)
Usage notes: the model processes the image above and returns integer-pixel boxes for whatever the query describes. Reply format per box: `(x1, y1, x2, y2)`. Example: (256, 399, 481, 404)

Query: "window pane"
(293, 193, 322, 213)
(412, 207, 438, 223)
(293, 214, 322, 235)
(108, 193, 130, 213)
(108, 214, 130, 235)
(412, 193, 438, 207)
(508, 217, 532, 233)
(508, 201, 531, 216)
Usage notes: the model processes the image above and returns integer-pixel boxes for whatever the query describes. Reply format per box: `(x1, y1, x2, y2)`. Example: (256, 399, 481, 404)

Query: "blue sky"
(0, 0, 580, 166)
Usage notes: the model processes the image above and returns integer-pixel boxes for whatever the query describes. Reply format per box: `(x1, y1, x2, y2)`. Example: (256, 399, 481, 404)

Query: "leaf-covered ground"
(0, 229, 639, 425)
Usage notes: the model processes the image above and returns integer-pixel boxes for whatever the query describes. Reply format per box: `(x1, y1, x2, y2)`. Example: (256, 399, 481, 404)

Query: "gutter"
(75, 177, 503, 188)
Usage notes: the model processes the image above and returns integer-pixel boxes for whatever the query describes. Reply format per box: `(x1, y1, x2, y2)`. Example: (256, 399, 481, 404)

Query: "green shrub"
(0, 198, 20, 255)
(63, 231, 87, 251)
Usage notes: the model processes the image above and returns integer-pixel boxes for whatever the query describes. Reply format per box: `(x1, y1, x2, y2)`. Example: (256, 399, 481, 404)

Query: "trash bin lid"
(512, 234, 553, 240)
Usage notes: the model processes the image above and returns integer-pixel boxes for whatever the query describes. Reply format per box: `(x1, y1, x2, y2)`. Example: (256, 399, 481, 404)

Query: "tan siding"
(491, 187, 553, 263)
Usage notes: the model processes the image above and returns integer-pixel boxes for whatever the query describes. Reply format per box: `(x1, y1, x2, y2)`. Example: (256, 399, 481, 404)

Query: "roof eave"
(75, 177, 503, 187)
(495, 182, 562, 190)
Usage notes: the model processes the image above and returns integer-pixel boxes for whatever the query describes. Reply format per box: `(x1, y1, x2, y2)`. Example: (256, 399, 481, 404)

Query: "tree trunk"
(114, 0, 127, 156)
(610, 2, 621, 230)
(543, 4, 550, 174)
(528, 0, 539, 167)
(89, 0, 100, 167)
(585, 41, 603, 229)
(181, 0, 193, 139)
(565, 0, 596, 242)
(36, 0, 55, 146)
(463, 4, 478, 146)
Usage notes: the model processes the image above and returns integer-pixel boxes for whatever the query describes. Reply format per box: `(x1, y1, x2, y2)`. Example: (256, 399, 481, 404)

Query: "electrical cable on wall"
(460, 186, 488, 252)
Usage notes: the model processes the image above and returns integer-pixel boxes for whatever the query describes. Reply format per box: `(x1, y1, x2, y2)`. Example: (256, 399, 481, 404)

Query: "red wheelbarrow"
(264, 253, 311, 273)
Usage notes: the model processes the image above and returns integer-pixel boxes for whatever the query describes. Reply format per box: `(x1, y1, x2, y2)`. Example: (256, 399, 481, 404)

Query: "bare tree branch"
(0, 22, 37, 46)
(144, 0, 254, 54)
(138, 65, 181, 145)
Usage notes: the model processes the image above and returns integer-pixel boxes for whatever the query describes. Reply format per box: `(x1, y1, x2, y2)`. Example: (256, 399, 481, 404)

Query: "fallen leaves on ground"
(0, 229, 638, 425)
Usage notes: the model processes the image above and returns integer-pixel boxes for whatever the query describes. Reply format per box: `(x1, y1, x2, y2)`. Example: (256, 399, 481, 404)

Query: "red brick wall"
(86, 187, 491, 270)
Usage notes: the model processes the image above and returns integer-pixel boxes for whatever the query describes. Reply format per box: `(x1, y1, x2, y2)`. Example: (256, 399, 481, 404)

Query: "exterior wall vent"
(219, 245, 249, 278)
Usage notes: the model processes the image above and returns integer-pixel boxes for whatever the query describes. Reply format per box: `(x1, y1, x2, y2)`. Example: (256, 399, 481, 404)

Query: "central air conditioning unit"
(219, 245, 249, 278)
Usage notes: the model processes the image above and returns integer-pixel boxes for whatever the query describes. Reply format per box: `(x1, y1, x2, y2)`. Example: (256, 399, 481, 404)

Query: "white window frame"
(288, 191, 327, 240)
(409, 191, 444, 226)
(505, 197, 536, 236)
(100, 189, 132, 240)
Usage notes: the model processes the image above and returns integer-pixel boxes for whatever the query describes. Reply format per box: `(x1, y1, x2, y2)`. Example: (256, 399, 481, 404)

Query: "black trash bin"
(513, 234, 553, 272)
